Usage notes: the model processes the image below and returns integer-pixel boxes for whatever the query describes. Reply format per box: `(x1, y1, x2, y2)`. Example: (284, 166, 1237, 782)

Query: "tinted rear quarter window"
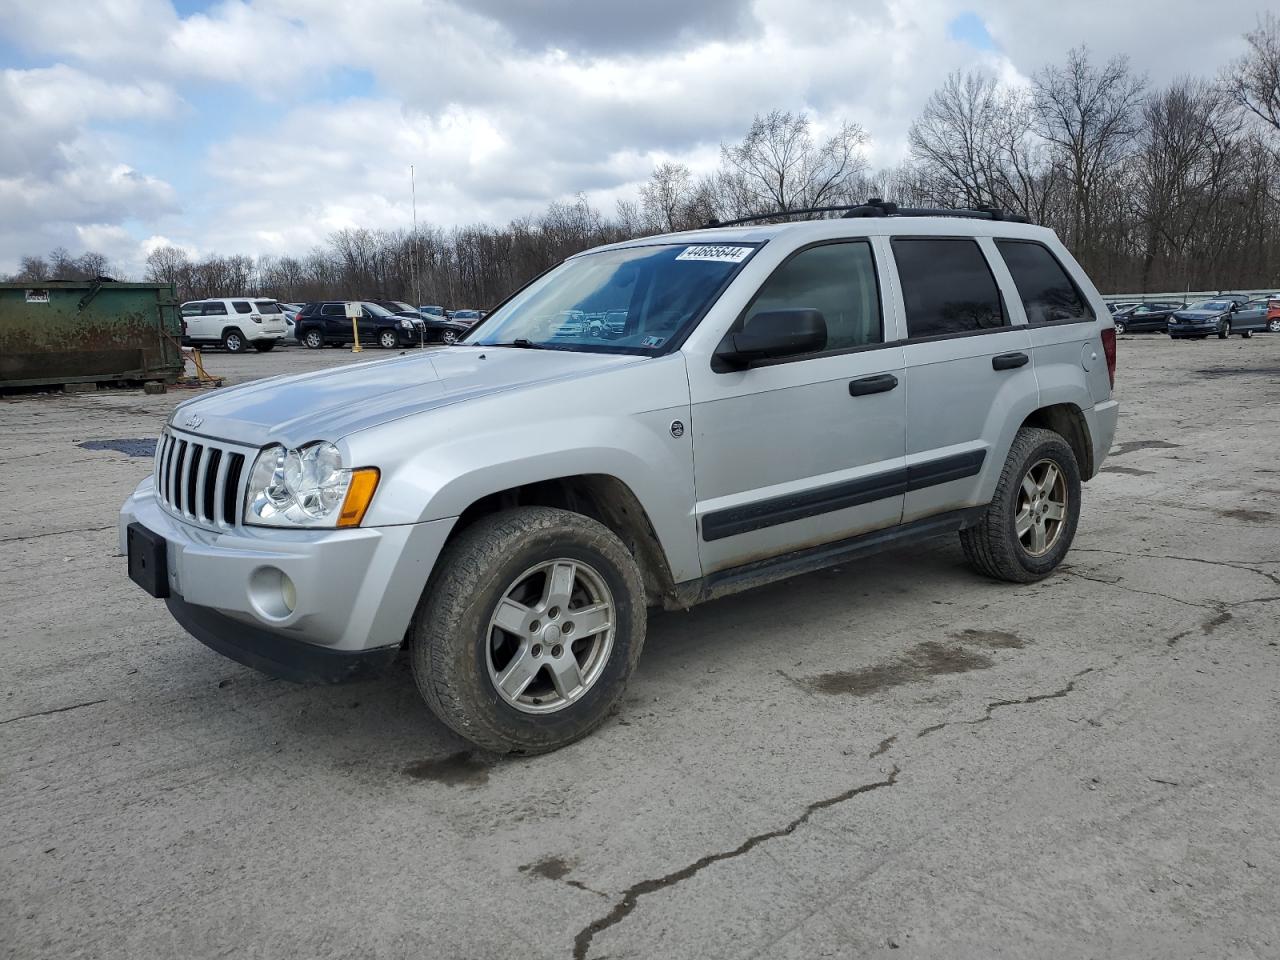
(321, 303, 344, 316)
(255, 301, 281, 314)
(893, 238, 1004, 338)
(232, 300, 252, 314)
(996, 240, 1092, 324)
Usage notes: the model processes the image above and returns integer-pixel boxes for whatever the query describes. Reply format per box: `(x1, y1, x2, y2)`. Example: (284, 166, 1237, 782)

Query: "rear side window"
(202, 302, 228, 316)
(232, 300, 252, 314)
(255, 300, 281, 314)
(321, 303, 344, 317)
(744, 241, 882, 351)
(893, 238, 1004, 338)
(996, 240, 1092, 324)
(181, 302, 202, 317)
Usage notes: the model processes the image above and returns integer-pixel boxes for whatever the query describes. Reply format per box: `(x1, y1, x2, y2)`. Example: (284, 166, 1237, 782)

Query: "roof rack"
(704, 198, 1030, 228)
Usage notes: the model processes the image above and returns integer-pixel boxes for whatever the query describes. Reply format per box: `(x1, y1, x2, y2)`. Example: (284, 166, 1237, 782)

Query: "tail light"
(1101, 327, 1117, 389)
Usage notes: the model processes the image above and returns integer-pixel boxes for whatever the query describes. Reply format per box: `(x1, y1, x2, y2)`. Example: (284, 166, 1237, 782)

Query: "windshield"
(466, 242, 758, 354)
(363, 302, 395, 317)
(1191, 300, 1230, 311)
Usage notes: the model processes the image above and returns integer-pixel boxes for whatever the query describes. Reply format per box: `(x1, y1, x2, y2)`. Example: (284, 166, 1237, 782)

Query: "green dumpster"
(0, 280, 183, 389)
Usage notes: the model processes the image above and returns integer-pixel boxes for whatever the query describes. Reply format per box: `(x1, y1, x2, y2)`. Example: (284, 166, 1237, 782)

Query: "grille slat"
(154, 429, 253, 529)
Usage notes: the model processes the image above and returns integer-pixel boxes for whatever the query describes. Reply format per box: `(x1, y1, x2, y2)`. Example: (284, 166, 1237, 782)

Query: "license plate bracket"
(127, 522, 170, 598)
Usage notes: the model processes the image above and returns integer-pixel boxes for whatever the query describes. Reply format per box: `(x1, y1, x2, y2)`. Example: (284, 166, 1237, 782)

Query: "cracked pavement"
(4, 336, 1280, 959)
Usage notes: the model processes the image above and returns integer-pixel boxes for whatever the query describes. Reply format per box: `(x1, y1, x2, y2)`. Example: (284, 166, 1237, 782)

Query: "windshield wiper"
(488, 338, 550, 349)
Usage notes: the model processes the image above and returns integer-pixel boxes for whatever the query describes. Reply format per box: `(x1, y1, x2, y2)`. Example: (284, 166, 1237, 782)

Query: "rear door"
(1236, 300, 1268, 333)
(320, 302, 347, 340)
(200, 300, 229, 339)
(892, 236, 1035, 522)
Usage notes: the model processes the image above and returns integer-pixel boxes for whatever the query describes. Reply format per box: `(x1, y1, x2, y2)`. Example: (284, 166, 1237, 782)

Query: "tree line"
(7, 16, 1280, 303)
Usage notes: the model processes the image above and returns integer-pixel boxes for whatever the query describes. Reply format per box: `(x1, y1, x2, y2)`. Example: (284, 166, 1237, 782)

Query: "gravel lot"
(3, 335, 1279, 959)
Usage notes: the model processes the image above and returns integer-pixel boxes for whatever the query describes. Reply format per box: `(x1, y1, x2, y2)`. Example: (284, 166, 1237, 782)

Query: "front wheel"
(223, 330, 246, 353)
(411, 507, 646, 754)
(441, 329, 459, 345)
(1268, 319, 1280, 333)
(253, 341, 276, 352)
(1114, 320, 1126, 335)
(960, 427, 1082, 583)
(1219, 320, 1231, 339)
(303, 328, 324, 349)
(378, 329, 399, 349)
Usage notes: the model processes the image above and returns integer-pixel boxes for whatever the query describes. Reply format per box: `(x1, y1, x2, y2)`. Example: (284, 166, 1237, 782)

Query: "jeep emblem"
(669, 420, 685, 438)
(183, 414, 203, 429)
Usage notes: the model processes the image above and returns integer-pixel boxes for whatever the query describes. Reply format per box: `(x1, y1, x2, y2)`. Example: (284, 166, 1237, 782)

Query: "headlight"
(400, 318, 414, 329)
(245, 442, 379, 528)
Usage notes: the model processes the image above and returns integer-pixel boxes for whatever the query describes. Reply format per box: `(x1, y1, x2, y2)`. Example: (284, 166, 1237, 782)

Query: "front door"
(688, 239, 907, 574)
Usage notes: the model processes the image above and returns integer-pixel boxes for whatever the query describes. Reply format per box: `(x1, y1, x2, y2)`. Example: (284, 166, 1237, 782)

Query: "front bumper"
(120, 477, 455, 674)
(1168, 321, 1220, 336)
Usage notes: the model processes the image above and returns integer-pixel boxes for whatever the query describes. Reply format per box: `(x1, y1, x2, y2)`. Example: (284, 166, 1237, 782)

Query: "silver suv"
(122, 204, 1119, 754)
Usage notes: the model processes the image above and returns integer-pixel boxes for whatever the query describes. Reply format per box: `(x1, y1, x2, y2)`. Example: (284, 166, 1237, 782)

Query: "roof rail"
(704, 198, 1030, 228)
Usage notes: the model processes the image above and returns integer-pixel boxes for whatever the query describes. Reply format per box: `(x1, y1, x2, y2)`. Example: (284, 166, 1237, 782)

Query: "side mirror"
(715, 309, 827, 369)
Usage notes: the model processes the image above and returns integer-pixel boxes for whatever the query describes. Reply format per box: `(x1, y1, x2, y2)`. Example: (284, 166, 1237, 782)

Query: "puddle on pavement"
(402, 750, 491, 786)
(77, 438, 157, 458)
(806, 641, 994, 696)
(1216, 508, 1276, 523)
(520, 856, 574, 881)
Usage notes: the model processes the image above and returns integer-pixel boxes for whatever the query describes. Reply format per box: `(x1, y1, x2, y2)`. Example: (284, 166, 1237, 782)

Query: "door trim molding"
(700, 449, 986, 542)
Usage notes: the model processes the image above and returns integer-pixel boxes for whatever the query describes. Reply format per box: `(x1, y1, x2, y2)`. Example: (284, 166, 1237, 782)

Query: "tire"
(1242, 330, 1253, 339)
(1113, 320, 1125, 335)
(303, 328, 324, 349)
(253, 341, 276, 352)
(1218, 320, 1230, 339)
(411, 506, 647, 754)
(1268, 319, 1280, 333)
(441, 329, 459, 345)
(960, 427, 1082, 583)
(378, 329, 399, 349)
(223, 329, 246, 353)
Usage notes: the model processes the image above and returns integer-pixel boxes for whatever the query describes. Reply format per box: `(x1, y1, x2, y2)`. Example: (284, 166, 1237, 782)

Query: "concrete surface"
(2, 334, 1279, 959)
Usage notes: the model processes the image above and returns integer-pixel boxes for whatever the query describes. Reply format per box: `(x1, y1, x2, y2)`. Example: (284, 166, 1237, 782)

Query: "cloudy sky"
(0, 0, 1267, 276)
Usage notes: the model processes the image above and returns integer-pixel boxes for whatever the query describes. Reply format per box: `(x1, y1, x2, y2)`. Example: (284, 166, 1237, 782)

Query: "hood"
(1172, 309, 1224, 320)
(171, 347, 642, 448)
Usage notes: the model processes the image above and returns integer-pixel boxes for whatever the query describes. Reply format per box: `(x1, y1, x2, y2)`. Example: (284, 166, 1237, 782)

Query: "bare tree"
(1224, 13, 1280, 142)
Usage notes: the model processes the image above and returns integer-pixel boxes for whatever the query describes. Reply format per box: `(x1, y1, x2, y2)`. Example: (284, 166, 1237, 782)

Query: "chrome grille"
(154, 429, 251, 527)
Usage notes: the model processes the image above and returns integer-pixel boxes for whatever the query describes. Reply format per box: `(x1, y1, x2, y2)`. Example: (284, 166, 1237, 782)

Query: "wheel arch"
(1020, 403, 1095, 480)
(445, 474, 679, 607)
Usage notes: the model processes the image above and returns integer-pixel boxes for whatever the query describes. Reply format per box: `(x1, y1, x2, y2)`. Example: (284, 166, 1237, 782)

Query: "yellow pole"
(351, 314, 362, 352)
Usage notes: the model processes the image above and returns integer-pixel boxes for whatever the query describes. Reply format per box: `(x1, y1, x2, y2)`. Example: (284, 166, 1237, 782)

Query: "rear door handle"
(848, 373, 898, 396)
(992, 352, 1029, 371)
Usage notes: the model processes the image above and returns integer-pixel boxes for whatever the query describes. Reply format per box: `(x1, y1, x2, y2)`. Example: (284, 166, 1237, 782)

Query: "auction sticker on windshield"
(675, 245, 754, 263)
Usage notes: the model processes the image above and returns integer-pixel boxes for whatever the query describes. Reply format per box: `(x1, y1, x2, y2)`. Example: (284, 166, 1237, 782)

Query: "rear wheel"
(960, 427, 1081, 583)
(1218, 320, 1231, 339)
(1113, 319, 1126, 335)
(411, 507, 646, 754)
(223, 329, 246, 353)
(253, 341, 276, 352)
(1242, 330, 1254, 339)
(441, 329, 459, 345)
(378, 329, 399, 349)
(303, 328, 323, 349)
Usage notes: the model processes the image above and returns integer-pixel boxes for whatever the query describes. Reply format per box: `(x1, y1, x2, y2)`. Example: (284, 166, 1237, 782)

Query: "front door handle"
(848, 373, 898, 396)
(992, 352, 1029, 371)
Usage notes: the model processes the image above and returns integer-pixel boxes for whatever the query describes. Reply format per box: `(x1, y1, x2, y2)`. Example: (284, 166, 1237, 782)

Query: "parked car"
(293, 301, 420, 349)
(1265, 296, 1280, 333)
(369, 300, 469, 344)
(123, 202, 1117, 754)
(1168, 296, 1253, 339)
(1111, 301, 1183, 334)
(450, 309, 482, 326)
(418, 304, 447, 319)
(1107, 301, 1140, 315)
(1229, 299, 1273, 338)
(277, 302, 303, 328)
(179, 298, 287, 353)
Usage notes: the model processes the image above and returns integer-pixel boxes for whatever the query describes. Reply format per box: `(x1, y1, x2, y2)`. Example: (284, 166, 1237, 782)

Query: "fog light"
(280, 572, 296, 614)
(249, 566, 296, 620)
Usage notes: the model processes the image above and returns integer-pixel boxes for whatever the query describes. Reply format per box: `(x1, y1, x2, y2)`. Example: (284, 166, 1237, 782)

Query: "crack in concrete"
(869, 735, 896, 759)
(0, 524, 116, 545)
(571, 767, 900, 960)
(1072, 548, 1280, 588)
(0, 698, 107, 725)
(915, 669, 1094, 741)
(1058, 568, 1209, 609)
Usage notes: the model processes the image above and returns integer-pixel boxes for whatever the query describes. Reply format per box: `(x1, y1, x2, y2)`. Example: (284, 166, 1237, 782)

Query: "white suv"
(180, 298, 288, 353)
(125, 202, 1118, 754)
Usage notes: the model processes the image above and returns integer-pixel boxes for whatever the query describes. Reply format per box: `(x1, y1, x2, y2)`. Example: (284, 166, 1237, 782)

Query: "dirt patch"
(1109, 439, 1180, 458)
(806, 641, 994, 696)
(520, 856, 574, 881)
(1216, 508, 1277, 523)
(402, 751, 491, 787)
(951, 628, 1025, 649)
(1102, 465, 1155, 477)
(77, 438, 157, 458)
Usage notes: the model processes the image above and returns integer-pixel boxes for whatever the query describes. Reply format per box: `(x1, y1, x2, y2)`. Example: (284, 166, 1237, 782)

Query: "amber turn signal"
(337, 468, 380, 527)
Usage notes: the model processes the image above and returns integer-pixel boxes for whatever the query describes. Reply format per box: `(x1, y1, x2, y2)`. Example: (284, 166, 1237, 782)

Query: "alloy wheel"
(1015, 458, 1068, 557)
(485, 558, 616, 714)
(442, 329, 458, 344)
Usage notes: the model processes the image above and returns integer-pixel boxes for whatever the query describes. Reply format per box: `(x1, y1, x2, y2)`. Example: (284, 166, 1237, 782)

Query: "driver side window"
(745, 241, 883, 353)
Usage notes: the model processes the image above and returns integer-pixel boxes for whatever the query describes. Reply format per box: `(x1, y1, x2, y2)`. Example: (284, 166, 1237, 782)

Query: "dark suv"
(294, 301, 419, 350)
